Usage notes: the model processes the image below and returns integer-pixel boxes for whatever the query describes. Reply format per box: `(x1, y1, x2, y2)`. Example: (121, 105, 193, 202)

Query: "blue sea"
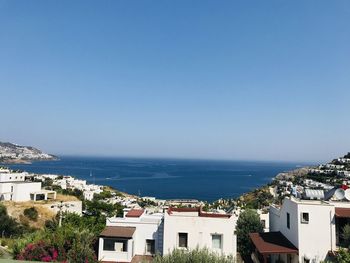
(8, 157, 310, 202)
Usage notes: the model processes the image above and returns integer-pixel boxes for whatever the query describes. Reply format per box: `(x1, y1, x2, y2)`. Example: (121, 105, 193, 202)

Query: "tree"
(236, 209, 263, 259)
(67, 230, 97, 263)
(342, 224, 350, 248)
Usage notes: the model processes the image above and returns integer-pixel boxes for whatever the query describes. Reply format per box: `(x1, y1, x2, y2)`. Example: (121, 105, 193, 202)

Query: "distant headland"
(0, 141, 58, 164)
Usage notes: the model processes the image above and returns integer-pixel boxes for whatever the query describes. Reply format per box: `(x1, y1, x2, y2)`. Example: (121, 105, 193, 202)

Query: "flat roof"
(249, 232, 298, 254)
(100, 226, 136, 238)
(167, 207, 232, 218)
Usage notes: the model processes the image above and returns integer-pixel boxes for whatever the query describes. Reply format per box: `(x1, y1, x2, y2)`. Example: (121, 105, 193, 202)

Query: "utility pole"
(51, 201, 74, 227)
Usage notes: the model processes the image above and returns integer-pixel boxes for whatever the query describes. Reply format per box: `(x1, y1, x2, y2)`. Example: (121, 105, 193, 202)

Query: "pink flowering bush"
(16, 241, 59, 262)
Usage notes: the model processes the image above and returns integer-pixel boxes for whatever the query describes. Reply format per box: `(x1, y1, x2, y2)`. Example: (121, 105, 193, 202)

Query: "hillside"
(0, 142, 57, 164)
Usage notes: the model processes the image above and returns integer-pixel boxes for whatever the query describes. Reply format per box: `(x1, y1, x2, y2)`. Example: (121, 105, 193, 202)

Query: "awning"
(249, 232, 298, 254)
(335, 208, 350, 218)
(100, 226, 136, 238)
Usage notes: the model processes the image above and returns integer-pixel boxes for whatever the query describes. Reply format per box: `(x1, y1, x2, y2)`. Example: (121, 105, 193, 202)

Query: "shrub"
(67, 230, 97, 263)
(14, 222, 98, 262)
(16, 241, 59, 262)
(335, 248, 350, 263)
(24, 207, 39, 221)
(152, 248, 234, 263)
(0, 204, 31, 237)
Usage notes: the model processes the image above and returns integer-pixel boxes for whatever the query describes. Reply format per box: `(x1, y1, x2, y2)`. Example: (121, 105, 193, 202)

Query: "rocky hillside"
(0, 142, 57, 164)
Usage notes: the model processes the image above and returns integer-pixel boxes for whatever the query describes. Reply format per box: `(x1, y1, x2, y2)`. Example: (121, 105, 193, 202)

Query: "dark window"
(287, 212, 290, 229)
(103, 238, 128, 252)
(301, 212, 309, 224)
(178, 233, 188, 248)
(261, 220, 266, 228)
(146, 239, 155, 254)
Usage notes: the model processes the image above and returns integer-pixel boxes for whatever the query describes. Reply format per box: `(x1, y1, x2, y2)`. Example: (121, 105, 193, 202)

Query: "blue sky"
(1, 0, 349, 162)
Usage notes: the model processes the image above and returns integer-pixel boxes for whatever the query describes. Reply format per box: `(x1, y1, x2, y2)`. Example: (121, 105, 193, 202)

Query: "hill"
(0, 142, 57, 164)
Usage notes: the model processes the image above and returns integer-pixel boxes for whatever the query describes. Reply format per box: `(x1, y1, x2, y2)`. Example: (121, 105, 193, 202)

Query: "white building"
(0, 171, 56, 202)
(162, 207, 237, 258)
(250, 197, 350, 263)
(98, 209, 163, 263)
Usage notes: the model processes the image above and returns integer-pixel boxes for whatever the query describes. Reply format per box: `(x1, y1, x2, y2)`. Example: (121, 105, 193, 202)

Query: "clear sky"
(1, 0, 349, 162)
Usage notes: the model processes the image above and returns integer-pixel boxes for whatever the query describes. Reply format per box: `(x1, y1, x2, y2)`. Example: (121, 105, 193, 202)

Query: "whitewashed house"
(98, 209, 163, 263)
(162, 207, 237, 258)
(0, 170, 56, 201)
(250, 196, 350, 263)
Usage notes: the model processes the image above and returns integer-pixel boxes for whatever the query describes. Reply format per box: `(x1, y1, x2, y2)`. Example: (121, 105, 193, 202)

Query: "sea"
(7, 157, 312, 202)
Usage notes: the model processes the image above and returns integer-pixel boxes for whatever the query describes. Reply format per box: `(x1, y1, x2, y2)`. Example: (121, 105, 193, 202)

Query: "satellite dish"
(344, 189, 350, 201)
(335, 188, 345, 200)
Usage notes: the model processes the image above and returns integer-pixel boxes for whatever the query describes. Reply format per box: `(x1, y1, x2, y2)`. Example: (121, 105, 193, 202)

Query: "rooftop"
(100, 226, 136, 238)
(126, 209, 144, 218)
(167, 207, 232, 218)
(249, 232, 298, 254)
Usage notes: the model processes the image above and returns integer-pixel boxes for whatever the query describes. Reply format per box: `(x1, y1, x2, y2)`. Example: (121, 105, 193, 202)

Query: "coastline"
(4, 157, 308, 204)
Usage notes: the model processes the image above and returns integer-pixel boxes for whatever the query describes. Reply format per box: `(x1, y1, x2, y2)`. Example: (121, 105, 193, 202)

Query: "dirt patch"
(3, 194, 78, 229)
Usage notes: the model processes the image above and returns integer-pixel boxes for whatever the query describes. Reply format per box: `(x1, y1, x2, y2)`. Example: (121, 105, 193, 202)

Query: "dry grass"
(2, 194, 78, 229)
(55, 193, 79, 202)
(3, 201, 55, 229)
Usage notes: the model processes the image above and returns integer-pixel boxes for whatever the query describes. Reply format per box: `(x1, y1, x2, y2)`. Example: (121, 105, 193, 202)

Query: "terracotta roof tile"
(126, 209, 144, 218)
(249, 232, 298, 254)
(335, 208, 350, 218)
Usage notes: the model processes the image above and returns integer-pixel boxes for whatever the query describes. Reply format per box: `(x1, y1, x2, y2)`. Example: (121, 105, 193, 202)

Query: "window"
(178, 233, 188, 248)
(287, 212, 290, 229)
(103, 238, 127, 252)
(146, 239, 155, 254)
(212, 234, 222, 249)
(261, 220, 266, 229)
(301, 212, 309, 224)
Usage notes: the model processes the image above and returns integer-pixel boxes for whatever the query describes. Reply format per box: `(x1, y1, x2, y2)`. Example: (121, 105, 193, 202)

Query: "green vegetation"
(237, 187, 274, 209)
(137, 198, 157, 208)
(23, 207, 39, 222)
(13, 212, 103, 262)
(85, 199, 124, 218)
(236, 209, 263, 259)
(341, 224, 350, 248)
(152, 248, 234, 263)
(93, 190, 113, 200)
(0, 204, 33, 238)
(335, 248, 350, 263)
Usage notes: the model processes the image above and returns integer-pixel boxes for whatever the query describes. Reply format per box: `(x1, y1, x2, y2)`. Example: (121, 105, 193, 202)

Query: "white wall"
(107, 215, 163, 256)
(0, 182, 41, 201)
(162, 212, 237, 258)
(0, 172, 27, 182)
(270, 198, 336, 263)
(297, 202, 335, 263)
(98, 237, 133, 262)
(12, 182, 41, 201)
(270, 199, 299, 248)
